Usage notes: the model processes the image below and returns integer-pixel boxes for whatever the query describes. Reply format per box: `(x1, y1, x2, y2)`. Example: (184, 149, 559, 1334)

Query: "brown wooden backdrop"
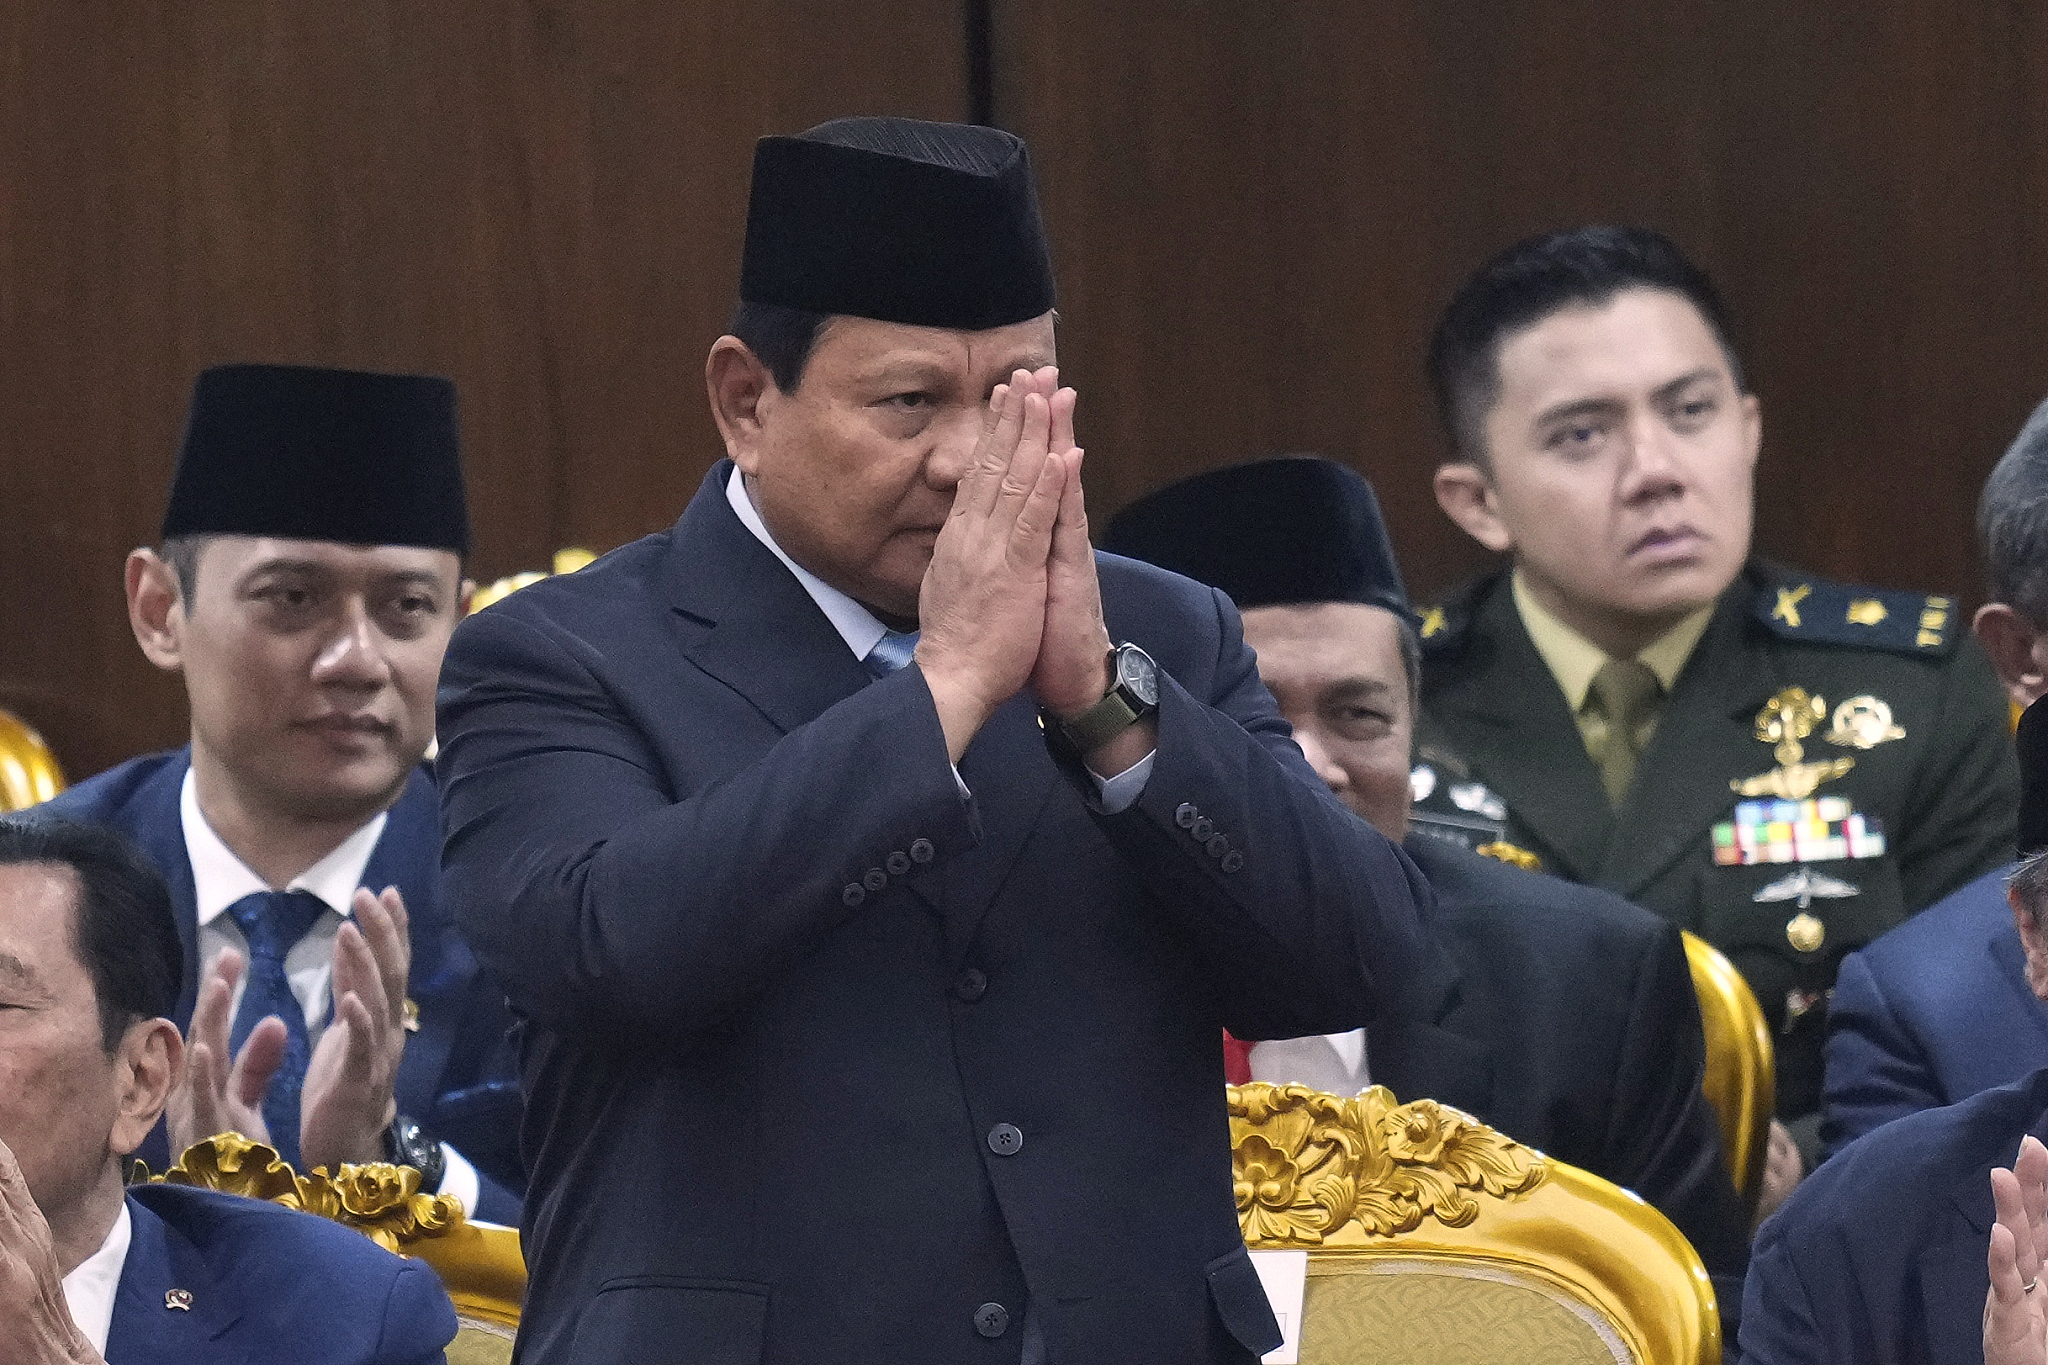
(5, 2, 2046, 779)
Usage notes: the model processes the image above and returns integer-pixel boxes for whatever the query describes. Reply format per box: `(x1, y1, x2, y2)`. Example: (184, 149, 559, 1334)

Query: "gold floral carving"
(1229, 1084, 1545, 1244)
(144, 1133, 466, 1253)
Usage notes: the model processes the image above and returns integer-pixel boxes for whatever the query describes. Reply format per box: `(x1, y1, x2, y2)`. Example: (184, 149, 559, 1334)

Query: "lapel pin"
(165, 1288, 194, 1311)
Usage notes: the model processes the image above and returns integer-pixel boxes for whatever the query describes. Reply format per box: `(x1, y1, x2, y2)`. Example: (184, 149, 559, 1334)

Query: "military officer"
(1418, 225, 2017, 1144)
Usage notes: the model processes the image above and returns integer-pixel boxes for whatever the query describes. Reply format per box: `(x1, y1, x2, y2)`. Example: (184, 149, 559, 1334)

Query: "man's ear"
(109, 1018, 182, 1158)
(1976, 602, 2047, 709)
(125, 549, 187, 675)
(1433, 462, 1514, 554)
(705, 336, 777, 477)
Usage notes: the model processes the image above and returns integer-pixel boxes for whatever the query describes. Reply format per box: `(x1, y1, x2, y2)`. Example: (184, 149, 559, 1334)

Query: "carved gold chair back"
(468, 548, 597, 614)
(146, 1134, 524, 1365)
(0, 707, 64, 811)
(1680, 931, 1775, 1215)
(1232, 1083, 1718, 1365)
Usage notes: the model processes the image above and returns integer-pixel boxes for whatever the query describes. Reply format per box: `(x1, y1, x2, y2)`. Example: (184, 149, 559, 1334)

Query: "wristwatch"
(1045, 643, 1160, 759)
(383, 1113, 446, 1189)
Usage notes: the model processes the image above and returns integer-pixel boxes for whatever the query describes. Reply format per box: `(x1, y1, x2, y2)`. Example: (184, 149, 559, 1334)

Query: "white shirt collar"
(180, 768, 387, 927)
(726, 465, 891, 661)
(60, 1200, 131, 1355)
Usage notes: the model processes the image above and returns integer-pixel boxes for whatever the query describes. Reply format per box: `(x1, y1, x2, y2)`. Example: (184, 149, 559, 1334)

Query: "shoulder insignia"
(1419, 605, 1447, 640)
(1753, 575, 1958, 657)
(1474, 841, 1542, 872)
(1417, 578, 1492, 656)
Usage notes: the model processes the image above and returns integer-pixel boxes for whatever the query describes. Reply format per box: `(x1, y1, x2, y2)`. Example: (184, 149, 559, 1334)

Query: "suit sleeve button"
(1192, 817, 1215, 840)
(1206, 834, 1230, 858)
(863, 868, 888, 892)
(1175, 803, 1199, 829)
(842, 884, 866, 907)
(973, 1303, 1010, 1337)
(886, 850, 911, 876)
(953, 968, 988, 1002)
(987, 1123, 1023, 1156)
(1220, 850, 1245, 873)
(909, 838, 936, 863)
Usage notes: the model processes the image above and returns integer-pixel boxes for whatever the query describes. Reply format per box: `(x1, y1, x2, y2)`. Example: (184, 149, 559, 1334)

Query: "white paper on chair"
(1250, 1249, 1307, 1364)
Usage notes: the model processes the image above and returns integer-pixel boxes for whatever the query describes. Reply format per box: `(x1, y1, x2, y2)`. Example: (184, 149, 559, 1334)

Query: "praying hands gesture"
(918, 368, 1147, 771)
(0, 1138, 103, 1365)
(166, 887, 412, 1172)
(1987, 1134, 2048, 1365)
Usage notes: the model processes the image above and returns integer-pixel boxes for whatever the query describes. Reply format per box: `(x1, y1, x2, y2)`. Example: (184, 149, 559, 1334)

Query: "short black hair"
(0, 817, 183, 1051)
(158, 535, 208, 602)
(1425, 225, 1747, 465)
(729, 300, 832, 393)
(1980, 394, 2048, 624)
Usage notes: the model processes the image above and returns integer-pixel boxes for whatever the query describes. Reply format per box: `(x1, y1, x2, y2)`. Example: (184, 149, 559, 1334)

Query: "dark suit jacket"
(1821, 865, 2048, 1159)
(1738, 1066, 2048, 1364)
(105, 1182, 455, 1364)
(1385, 836, 1750, 1294)
(434, 461, 1432, 1365)
(1421, 563, 2017, 1117)
(39, 755, 523, 1222)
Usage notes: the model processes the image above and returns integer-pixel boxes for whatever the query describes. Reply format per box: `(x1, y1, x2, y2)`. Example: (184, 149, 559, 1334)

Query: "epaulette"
(1752, 572, 1960, 657)
(1416, 578, 1489, 655)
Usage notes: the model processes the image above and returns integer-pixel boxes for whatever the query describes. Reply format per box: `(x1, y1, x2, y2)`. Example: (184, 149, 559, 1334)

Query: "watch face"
(1117, 644, 1160, 707)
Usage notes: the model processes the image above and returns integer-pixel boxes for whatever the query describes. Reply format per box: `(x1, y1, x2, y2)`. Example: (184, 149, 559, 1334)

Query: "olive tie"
(1587, 657, 1664, 807)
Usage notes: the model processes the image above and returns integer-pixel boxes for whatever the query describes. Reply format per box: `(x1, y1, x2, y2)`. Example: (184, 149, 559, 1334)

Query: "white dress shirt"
(60, 1201, 130, 1355)
(726, 467, 1154, 810)
(179, 772, 480, 1213)
(1247, 1029, 1372, 1097)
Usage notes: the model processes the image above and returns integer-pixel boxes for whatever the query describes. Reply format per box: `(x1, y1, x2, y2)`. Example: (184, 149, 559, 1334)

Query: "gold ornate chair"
(1680, 930, 1775, 1215)
(1232, 1083, 1718, 1365)
(146, 1134, 524, 1365)
(468, 548, 596, 614)
(0, 707, 64, 811)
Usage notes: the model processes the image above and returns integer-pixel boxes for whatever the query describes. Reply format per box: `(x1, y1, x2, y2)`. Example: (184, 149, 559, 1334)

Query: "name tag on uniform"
(1251, 1250, 1308, 1363)
(1711, 797, 1886, 866)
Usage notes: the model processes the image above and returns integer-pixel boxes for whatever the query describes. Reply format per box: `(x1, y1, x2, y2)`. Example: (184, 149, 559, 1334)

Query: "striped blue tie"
(863, 629, 920, 679)
(225, 889, 327, 1169)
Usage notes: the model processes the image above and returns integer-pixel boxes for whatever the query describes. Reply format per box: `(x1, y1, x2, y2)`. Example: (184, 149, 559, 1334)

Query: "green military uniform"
(1419, 561, 2018, 1120)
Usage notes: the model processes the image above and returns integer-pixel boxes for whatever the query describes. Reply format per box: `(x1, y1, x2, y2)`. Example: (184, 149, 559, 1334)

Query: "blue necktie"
(225, 889, 327, 1168)
(863, 629, 919, 679)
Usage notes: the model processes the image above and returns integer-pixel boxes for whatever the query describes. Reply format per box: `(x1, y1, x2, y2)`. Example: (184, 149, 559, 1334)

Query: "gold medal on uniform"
(1730, 687, 1857, 799)
(1824, 695, 1906, 750)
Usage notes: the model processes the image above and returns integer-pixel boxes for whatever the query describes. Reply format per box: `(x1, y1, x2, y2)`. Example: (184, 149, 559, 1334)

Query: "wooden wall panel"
(992, 0, 2048, 608)
(0, 1, 965, 779)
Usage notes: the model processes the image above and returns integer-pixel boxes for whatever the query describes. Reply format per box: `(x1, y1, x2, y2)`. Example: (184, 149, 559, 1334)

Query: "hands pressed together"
(167, 887, 412, 1172)
(1988, 1134, 2048, 1365)
(916, 368, 1138, 767)
(0, 1137, 101, 1365)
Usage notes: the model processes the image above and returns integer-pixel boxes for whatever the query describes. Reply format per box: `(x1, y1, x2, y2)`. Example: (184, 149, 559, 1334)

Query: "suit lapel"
(943, 695, 1059, 963)
(665, 463, 878, 738)
(105, 1194, 244, 1365)
(371, 770, 466, 1114)
(1597, 590, 1779, 901)
(1427, 580, 1612, 880)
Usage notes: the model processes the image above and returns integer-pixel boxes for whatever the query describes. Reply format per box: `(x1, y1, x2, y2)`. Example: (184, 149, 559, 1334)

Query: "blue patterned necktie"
(225, 889, 328, 1168)
(863, 629, 920, 679)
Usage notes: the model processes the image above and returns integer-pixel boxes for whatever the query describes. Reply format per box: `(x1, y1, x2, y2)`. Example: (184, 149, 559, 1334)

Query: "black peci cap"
(740, 117, 1056, 331)
(161, 364, 469, 554)
(1100, 456, 1415, 625)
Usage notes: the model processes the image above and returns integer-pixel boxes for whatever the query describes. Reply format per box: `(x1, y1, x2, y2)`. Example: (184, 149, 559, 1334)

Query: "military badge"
(1409, 763, 1509, 851)
(1825, 695, 1906, 750)
(1752, 866, 1861, 912)
(1731, 686, 1858, 799)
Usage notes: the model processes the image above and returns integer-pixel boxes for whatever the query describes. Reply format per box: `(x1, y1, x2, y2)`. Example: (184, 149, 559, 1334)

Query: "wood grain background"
(5, 2, 2044, 778)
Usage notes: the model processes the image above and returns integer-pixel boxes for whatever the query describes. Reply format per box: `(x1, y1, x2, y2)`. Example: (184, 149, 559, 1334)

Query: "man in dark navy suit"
(1101, 455, 1749, 1314)
(1821, 394, 2048, 1159)
(0, 816, 455, 1364)
(1741, 701, 2048, 1363)
(37, 366, 520, 1222)
(436, 118, 1430, 1364)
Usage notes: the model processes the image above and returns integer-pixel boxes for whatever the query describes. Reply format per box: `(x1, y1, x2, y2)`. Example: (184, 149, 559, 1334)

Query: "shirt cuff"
(1088, 750, 1156, 814)
(437, 1143, 482, 1217)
